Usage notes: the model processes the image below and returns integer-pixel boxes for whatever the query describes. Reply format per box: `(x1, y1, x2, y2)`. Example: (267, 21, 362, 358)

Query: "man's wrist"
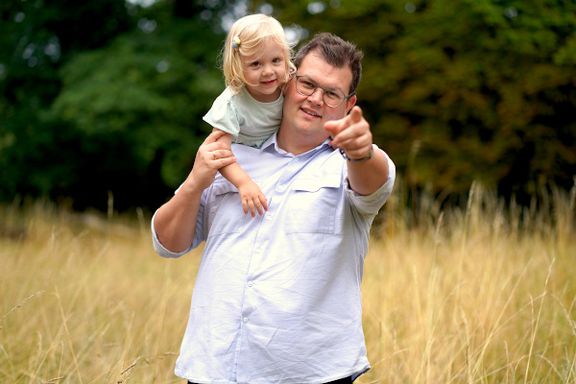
(180, 177, 208, 197)
(339, 145, 374, 162)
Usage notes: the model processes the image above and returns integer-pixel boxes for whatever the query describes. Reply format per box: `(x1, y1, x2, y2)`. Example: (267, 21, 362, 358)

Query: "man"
(152, 33, 396, 384)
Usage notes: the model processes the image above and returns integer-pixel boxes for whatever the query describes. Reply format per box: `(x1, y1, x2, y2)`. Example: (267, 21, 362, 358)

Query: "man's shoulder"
(318, 147, 347, 169)
(231, 142, 262, 156)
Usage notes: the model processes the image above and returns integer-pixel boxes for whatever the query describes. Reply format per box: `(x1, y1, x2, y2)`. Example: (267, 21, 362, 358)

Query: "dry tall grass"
(1, 184, 575, 383)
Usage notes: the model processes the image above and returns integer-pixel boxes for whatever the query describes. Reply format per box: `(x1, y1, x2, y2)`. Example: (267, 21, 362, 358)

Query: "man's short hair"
(294, 33, 363, 95)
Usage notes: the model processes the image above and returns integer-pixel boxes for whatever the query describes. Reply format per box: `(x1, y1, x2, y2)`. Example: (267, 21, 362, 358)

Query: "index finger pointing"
(324, 118, 344, 136)
(325, 106, 363, 133)
(325, 106, 364, 141)
(349, 106, 363, 123)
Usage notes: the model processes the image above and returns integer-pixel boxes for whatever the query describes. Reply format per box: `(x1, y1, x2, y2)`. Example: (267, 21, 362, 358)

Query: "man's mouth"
(301, 106, 322, 118)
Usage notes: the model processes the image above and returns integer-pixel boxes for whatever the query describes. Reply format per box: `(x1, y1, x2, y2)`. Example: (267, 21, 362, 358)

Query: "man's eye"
(325, 91, 341, 100)
(301, 80, 315, 89)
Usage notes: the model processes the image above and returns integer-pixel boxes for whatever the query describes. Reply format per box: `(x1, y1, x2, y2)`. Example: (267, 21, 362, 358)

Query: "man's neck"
(276, 136, 316, 156)
(277, 127, 329, 156)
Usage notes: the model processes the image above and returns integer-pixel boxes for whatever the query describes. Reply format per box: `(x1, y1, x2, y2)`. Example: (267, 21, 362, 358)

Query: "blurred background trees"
(1, 0, 575, 212)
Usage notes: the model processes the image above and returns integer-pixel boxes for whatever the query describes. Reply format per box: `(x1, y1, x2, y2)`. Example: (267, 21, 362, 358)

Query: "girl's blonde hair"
(223, 14, 295, 93)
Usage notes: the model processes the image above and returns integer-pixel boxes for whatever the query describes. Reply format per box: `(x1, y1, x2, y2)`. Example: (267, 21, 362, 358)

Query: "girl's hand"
(237, 180, 268, 217)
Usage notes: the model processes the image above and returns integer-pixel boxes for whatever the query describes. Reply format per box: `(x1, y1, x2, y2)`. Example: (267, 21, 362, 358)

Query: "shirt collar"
(261, 134, 333, 158)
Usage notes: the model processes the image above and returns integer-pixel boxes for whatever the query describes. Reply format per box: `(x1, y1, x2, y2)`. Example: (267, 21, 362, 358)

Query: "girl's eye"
(272, 57, 283, 64)
(249, 61, 261, 68)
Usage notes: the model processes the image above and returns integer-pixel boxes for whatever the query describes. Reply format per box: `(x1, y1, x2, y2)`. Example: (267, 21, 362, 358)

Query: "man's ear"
(345, 95, 357, 114)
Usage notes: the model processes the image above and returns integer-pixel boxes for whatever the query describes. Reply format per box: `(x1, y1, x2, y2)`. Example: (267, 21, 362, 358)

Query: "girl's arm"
(214, 128, 268, 217)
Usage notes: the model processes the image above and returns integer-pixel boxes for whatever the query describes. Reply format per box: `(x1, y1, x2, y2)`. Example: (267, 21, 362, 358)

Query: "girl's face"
(240, 39, 287, 103)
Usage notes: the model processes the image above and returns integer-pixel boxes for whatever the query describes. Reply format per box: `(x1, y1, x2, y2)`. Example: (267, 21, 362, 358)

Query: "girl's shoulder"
(214, 86, 237, 103)
(207, 87, 239, 112)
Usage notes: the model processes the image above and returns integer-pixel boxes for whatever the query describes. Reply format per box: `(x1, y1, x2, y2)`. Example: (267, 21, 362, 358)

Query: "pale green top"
(202, 86, 283, 148)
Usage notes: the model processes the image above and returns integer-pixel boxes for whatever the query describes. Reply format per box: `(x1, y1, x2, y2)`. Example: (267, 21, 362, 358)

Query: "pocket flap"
(291, 173, 341, 192)
(212, 180, 238, 196)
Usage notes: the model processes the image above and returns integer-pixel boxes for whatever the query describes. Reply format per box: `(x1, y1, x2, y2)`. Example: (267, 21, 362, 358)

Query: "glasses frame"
(294, 75, 355, 108)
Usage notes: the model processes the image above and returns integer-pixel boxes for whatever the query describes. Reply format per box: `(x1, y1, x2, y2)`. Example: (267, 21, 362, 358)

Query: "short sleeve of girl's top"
(203, 87, 240, 137)
(202, 87, 283, 148)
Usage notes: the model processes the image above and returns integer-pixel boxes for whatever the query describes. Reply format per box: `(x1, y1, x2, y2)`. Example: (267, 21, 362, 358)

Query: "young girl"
(203, 14, 295, 217)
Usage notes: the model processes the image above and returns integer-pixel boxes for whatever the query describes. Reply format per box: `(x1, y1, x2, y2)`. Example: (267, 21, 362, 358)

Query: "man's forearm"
(152, 129, 236, 253)
(346, 145, 390, 196)
(153, 181, 203, 253)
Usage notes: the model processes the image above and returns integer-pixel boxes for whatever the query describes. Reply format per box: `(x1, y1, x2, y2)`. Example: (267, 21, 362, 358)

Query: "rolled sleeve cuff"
(346, 148, 396, 215)
(150, 211, 193, 258)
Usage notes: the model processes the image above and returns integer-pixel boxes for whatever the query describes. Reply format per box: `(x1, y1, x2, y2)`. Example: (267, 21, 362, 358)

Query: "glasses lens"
(324, 92, 345, 108)
(296, 77, 314, 95)
(296, 77, 345, 108)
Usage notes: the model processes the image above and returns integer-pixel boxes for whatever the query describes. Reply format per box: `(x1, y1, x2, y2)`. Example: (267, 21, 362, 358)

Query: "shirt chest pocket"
(285, 174, 342, 234)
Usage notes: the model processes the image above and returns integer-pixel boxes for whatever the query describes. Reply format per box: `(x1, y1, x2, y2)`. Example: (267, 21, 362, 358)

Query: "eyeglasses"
(294, 75, 355, 108)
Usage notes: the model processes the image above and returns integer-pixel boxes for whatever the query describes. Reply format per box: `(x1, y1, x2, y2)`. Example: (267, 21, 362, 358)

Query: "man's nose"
(307, 88, 324, 105)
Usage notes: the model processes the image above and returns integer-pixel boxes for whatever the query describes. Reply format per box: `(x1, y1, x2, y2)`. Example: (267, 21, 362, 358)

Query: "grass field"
(1, 185, 575, 383)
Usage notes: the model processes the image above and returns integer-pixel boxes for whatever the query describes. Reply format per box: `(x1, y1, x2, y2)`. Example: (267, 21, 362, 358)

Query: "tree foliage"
(49, 5, 225, 209)
(1, 0, 226, 210)
(272, 0, 576, 204)
(1, 0, 131, 206)
(1, 0, 575, 210)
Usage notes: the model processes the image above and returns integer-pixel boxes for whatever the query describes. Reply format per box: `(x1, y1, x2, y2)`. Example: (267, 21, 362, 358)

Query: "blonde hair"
(223, 14, 295, 93)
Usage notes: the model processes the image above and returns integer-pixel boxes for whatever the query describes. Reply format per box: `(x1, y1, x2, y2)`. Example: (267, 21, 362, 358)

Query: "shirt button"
(247, 281, 254, 287)
(243, 317, 248, 323)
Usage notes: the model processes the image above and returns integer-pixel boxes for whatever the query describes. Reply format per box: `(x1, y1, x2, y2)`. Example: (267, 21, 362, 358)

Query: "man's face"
(281, 51, 356, 145)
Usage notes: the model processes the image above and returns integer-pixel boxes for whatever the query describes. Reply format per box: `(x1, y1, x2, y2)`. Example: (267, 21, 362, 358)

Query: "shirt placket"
(235, 154, 312, 383)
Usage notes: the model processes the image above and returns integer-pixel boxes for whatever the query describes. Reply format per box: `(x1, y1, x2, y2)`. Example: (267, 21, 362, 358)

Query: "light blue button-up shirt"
(152, 134, 396, 384)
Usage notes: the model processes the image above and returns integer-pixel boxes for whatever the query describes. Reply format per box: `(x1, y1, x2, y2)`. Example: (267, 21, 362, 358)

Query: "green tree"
(272, 0, 576, 204)
(2, 0, 575, 211)
(1, 0, 229, 210)
(48, 1, 226, 210)
(0, 0, 132, 203)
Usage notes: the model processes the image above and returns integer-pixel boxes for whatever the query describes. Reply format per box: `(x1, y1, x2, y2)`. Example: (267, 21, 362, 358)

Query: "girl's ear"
(288, 62, 297, 77)
(285, 63, 296, 84)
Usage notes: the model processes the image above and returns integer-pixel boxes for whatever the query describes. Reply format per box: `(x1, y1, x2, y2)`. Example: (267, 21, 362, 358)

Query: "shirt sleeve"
(345, 147, 396, 216)
(202, 88, 241, 137)
(150, 211, 193, 258)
